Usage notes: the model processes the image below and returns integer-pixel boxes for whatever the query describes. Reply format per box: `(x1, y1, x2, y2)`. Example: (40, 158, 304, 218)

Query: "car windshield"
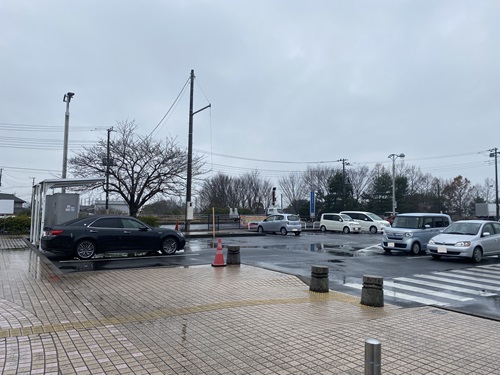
(443, 222, 481, 235)
(392, 216, 421, 229)
(367, 213, 383, 221)
(341, 214, 354, 221)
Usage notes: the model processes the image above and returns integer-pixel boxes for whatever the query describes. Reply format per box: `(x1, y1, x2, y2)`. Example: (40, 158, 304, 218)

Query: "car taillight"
(49, 229, 64, 236)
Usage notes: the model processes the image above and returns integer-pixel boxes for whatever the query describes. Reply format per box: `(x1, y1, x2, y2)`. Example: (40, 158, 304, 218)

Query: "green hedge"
(138, 215, 159, 227)
(1, 215, 31, 234)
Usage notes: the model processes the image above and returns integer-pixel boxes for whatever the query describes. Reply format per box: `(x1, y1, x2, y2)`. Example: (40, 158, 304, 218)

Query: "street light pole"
(62, 92, 75, 193)
(490, 148, 499, 221)
(105, 126, 115, 214)
(388, 153, 405, 216)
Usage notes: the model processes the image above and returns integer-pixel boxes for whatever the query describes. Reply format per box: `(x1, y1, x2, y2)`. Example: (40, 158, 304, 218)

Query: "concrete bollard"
(226, 245, 241, 265)
(309, 265, 329, 293)
(364, 338, 381, 375)
(360, 275, 384, 307)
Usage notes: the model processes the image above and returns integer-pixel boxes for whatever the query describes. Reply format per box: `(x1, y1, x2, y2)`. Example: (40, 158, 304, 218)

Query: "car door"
(332, 214, 342, 232)
(272, 215, 284, 232)
(262, 215, 276, 232)
(120, 218, 159, 251)
(492, 223, 500, 254)
(480, 223, 497, 255)
(88, 217, 124, 251)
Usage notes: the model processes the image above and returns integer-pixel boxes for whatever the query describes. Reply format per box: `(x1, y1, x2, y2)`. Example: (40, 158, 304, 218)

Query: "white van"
(319, 213, 361, 234)
(339, 211, 390, 234)
(382, 213, 452, 255)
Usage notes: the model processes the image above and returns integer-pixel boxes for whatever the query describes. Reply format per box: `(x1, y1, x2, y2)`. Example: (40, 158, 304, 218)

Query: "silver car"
(427, 220, 500, 263)
(257, 214, 302, 236)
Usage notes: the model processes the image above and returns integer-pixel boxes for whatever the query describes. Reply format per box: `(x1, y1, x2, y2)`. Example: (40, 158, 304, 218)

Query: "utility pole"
(62, 92, 75, 193)
(0, 168, 2, 188)
(489, 148, 500, 220)
(185, 69, 211, 233)
(337, 158, 350, 210)
(29, 177, 35, 186)
(105, 127, 115, 214)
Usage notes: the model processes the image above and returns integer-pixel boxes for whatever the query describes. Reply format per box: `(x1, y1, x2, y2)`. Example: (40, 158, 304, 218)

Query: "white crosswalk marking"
(343, 283, 448, 306)
(383, 281, 473, 301)
(414, 274, 500, 291)
(432, 271, 500, 286)
(394, 277, 496, 297)
(342, 265, 500, 306)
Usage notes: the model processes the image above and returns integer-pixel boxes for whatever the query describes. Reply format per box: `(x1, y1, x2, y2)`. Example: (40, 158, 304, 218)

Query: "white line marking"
(383, 281, 473, 301)
(394, 277, 495, 297)
(343, 283, 449, 306)
(415, 274, 500, 291)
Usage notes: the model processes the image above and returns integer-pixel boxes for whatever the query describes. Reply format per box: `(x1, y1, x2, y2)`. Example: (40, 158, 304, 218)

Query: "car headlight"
(428, 239, 435, 245)
(404, 232, 413, 237)
(455, 241, 471, 247)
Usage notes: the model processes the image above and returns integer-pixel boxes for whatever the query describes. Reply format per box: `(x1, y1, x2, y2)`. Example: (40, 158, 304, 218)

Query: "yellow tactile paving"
(1, 239, 500, 374)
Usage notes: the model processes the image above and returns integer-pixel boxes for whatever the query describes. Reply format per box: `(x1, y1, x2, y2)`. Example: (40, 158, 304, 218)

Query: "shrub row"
(1, 215, 31, 234)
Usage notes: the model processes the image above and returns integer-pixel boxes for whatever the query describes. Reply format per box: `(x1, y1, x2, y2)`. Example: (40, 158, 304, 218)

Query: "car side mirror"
(483, 232, 491, 237)
(139, 226, 149, 231)
(424, 224, 431, 229)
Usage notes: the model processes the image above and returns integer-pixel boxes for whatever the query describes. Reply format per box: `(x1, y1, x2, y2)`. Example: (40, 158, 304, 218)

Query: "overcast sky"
(1, 0, 500, 203)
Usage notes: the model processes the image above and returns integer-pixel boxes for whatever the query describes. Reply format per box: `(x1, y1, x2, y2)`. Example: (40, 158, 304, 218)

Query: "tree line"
(69, 121, 495, 219)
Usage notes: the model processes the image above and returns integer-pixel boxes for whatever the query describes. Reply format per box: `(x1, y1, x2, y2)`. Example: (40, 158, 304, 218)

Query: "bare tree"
(69, 120, 203, 217)
(442, 175, 476, 218)
(347, 165, 371, 204)
(278, 172, 307, 212)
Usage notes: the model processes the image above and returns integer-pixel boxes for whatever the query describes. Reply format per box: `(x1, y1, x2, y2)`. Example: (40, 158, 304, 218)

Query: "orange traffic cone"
(212, 238, 227, 267)
(175, 220, 179, 231)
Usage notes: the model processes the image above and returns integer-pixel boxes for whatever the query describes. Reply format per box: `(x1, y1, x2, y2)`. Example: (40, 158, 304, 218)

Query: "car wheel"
(280, 227, 288, 236)
(342, 226, 350, 234)
(410, 242, 421, 255)
(320, 225, 327, 232)
(161, 237, 178, 255)
(257, 226, 264, 234)
(294, 232, 301, 236)
(369, 226, 377, 234)
(472, 247, 483, 263)
(75, 240, 97, 260)
(431, 254, 441, 260)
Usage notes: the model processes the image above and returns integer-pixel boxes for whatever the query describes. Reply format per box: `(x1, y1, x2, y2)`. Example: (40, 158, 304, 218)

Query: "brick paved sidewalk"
(1, 241, 500, 374)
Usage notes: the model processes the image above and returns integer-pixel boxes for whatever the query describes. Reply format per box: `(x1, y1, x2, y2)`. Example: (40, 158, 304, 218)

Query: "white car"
(257, 214, 302, 236)
(319, 213, 361, 234)
(427, 220, 500, 263)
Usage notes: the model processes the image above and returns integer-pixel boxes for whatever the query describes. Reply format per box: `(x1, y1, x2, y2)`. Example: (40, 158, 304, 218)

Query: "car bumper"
(427, 245, 473, 258)
(382, 239, 410, 251)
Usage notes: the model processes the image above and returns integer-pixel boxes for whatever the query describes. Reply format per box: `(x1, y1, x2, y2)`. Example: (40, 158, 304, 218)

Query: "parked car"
(382, 213, 451, 255)
(319, 213, 361, 234)
(257, 214, 302, 236)
(339, 211, 390, 234)
(427, 220, 500, 263)
(41, 215, 186, 260)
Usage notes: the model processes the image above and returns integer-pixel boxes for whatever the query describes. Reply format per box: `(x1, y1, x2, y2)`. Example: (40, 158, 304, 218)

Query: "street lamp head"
(63, 92, 75, 103)
(388, 153, 405, 160)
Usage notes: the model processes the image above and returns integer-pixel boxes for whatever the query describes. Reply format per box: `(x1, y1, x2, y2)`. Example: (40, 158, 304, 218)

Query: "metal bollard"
(226, 245, 241, 265)
(364, 338, 381, 375)
(360, 275, 384, 307)
(309, 265, 329, 293)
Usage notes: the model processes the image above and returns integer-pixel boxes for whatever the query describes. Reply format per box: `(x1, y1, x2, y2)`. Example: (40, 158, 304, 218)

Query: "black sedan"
(41, 215, 186, 260)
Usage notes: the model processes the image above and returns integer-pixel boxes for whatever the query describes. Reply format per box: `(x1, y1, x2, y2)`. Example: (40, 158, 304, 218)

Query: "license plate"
(437, 245, 447, 253)
(388, 242, 395, 247)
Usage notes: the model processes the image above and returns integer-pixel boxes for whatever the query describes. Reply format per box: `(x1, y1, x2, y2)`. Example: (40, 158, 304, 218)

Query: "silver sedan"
(427, 220, 500, 263)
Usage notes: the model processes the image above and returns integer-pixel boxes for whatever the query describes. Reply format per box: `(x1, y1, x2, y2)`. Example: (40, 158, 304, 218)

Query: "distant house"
(0, 193, 26, 214)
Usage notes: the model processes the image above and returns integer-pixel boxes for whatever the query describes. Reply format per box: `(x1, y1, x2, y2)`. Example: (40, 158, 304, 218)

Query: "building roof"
(0, 193, 26, 203)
